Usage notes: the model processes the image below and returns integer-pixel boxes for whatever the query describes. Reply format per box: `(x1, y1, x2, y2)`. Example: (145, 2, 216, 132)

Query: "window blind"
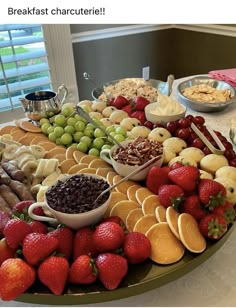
(0, 24, 52, 111)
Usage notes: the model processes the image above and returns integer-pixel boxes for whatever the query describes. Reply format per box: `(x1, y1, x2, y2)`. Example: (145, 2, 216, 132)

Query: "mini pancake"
(155, 205, 167, 223)
(67, 163, 88, 174)
(80, 155, 98, 165)
(96, 167, 114, 178)
(0, 125, 17, 135)
(127, 184, 142, 203)
(53, 153, 67, 164)
(60, 159, 77, 174)
(65, 146, 78, 160)
(45, 146, 66, 159)
(104, 191, 128, 218)
(73, 150, 86, 163)
(89, 158, 111, 169)
(178, 213, 207, 253)
(126, 208, 144, 232)
(113, 175, 137, 195)
(135, 187, 155, 206)
(106, 171, 119, 186)
(19, 120, 42, 133)
(142, 195, 161, 216)
(37, 141, 57, 151)
(77, 167, 97, 175)
(11, 129, 27, 141)
(30, 134, 49, 145)
(133, 214, 158, 235)
(146, 222, 185, 265)
(110, 200, 139, 223)
(166, 207, 180, 240)
(18, 134, 37, 146)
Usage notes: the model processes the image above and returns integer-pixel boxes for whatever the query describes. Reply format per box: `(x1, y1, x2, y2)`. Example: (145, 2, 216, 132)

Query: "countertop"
(1, 75, 236, 307)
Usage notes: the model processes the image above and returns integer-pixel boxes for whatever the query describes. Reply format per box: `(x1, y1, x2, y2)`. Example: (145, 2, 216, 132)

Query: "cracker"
(38, 141, 57, 151)
(113, 175, 137, 195)
(73, 150, 86, 163)
(45, 146, 66, 159)
(106, 171, 118, 185)
(178, 213, 206, 253)
(146, 222, 185, 264)
(66, 146, 78, 160)
(155, 206, 167, 223)
(0, 125, 17, 135)
(80, 155, 98, 164)
(77, 167, 97, 175)
(96, 167, 114, 178)
(104, 191, 128, 218)
(60, 159, 77, 174)
(110, 200, 139, 223)
(126, 208, 144, 232)
(67, 163, 88, 174)
(133, 214, 157, 235)
(166, 207, 180, 240)
(89, 158, 110, 169)
(142, 195, 161, 216)
(136, 187, 155, 206)
(127, 184, 141, 203)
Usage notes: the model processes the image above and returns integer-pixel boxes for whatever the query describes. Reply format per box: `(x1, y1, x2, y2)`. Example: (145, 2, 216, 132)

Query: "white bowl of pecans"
(100, 137, 164, 181)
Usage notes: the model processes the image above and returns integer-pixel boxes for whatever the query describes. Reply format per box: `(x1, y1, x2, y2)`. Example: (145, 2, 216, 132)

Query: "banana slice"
(0, 136, 21, 146)
(2, 134, 13, 140)
(34, 159, 48, 178)
(30, 144, 47, 159)
(15, 145, 31, 156)
(36, 185, 49, 202)
(2, 144, 19, 160)
(31, 183, 43, 195)
(43, 159, 59, 177)
(21, 160, 38, 177)
(17, 154, 37, 169)
(42, 171, 61, 186)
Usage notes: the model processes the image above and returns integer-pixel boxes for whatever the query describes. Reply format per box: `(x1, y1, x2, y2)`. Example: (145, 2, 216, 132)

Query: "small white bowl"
(100, 139, 163, 181)
(28, 174, 111, 230)
(145, 102, 186, 125)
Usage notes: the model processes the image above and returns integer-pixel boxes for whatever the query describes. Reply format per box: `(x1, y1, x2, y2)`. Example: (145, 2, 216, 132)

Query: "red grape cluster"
(155, 114, 236, 167)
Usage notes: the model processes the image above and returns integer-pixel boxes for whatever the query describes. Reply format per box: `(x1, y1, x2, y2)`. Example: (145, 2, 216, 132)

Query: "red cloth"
(208, 68, 236, 87)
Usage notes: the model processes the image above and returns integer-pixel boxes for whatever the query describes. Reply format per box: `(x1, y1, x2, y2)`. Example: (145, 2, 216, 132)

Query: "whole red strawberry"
(168, 165, 200, 192)
(73, 227, 97, 260)
(69, 255, 97, 285)
(212, 201, 236, 225)
(3, 219, 31, 249)
(199, 213, 227, 240)
(198, 179, 226, 210)
(48, 226, 74, 260)
(123, 232, 151, 264)
(100, 216, 126, 230)
(130, 110, 146, 125)
(38, 256, 69, 295)
(0, 258, 36, 301)
(95, 253, 128, 290)
(13, 200, 44, 217)
(22, 232, 59, 266)
(93, 222, 125, 253)
(133, 96, 150, 111)
(181, 195, 207, 221)
(0, 238, 16, 266)
(29, 221, 48, 234)
(158, 184, 184, 209)
(146, 166, 171, 194)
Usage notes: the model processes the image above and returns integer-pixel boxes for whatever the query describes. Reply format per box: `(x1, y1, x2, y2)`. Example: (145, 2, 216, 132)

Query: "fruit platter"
(0, 80, 236, 305)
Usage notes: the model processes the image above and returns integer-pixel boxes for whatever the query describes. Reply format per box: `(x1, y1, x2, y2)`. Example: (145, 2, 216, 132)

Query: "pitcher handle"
(28, 202, 58, 223)
(57, 84, 68, 105)
(100, 148, 113, 165)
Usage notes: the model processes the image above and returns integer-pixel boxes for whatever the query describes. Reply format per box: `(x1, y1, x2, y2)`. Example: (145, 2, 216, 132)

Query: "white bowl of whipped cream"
(144, 93, 186, 124)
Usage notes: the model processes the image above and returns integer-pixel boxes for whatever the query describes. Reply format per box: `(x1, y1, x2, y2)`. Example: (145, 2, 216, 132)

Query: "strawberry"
(3, 219, 31, 249)
(95, 253, 128, 290)
(123, 232, 151, 264)
(158, 184, 184, 209)
(69, 255, 97, 284)
(146, 166, 171, 194)
(112, 96, 129, 109)
(73, 227, 97, 260)
(169, 161, 184, 170)
(198, 179, 226, 210)
(100, 216, 126, 230)
(13, 200, 44, 217)
(22, 232, 59, 266)
(212, 201, 236, 225)
(0, 238, 16, 266)
(133, 96, 150, 111)
(48, 226, 74, 260)
(199, 213, 227, 240)
(93, 222, 125, 253)
(168, 165, 200, 192)
(0, 258, 36, 301)
(122, 104, 133, 116)
(181, 195, 207, 221)
(38, 256, 69, 295)
(130, 110, 146, 125)
(29, 221, 48, 234)
(0, 211, 11, 238)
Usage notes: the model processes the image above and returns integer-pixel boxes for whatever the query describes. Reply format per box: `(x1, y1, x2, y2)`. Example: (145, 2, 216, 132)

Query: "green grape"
(94, 128, 105, 138)
(47, 126, 55, 135)
(115, 126, 127, 137)
(41, 123, 51, 135)
(77, 142, 88, 153)
(39, 118, 50, 126)
(106, 126, 116, 134)
(54, 114, 66, 127)
(86, 123, 95, 130)
(80, 136, 92, 147)
(73, 131, 84, 143)
(67, 117, 77, 127)
(61, 106, 74, 117)
(74, 114, 87, 123)
(60, 133, 73, 145)
(92, 118, 104, 127)
(48, 132, 57, 142)
(74, 121, 86, 132)
(54, 126, 64, 138)
(92, 138, 105, 150)
(88, 148, 100, 157)
(107, 131, 116, 143)
(55, 138, 63, 146)
(114, 134, 126, 143)
(84, 128, 94, 138)
(64, 125, 75, 134)
(101, 144, 112, 151)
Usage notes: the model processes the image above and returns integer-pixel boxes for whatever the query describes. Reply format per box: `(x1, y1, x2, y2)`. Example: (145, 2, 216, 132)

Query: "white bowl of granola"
(100, 137, 164, 181)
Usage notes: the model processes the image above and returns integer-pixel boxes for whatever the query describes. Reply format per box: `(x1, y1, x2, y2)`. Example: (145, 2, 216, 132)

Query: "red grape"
(224, 149, 236, 161)
(176, 128, 191, 140)
(186, 114, 194, 121)
(177, 118, 191, 128)
(192, 116, 205, 125)
(191, 138, 205, 149)
(166, 121, 177, 134)
(229, 158, 236, 167)
(203, 146, 212, 155)
(222, 141, 233, 150)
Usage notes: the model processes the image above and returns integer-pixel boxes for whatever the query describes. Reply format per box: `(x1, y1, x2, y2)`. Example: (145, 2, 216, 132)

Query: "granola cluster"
(112, 137, 163, 166)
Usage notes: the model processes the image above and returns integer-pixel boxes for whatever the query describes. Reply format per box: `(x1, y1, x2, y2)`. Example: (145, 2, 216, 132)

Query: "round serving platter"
(17, 223, 235, 305)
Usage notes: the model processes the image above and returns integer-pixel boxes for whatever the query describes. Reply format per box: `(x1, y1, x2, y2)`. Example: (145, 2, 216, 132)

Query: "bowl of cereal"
(177, 76, 236, 112)
(28, 174, 111, 230)
(100, 137, 164, 181)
